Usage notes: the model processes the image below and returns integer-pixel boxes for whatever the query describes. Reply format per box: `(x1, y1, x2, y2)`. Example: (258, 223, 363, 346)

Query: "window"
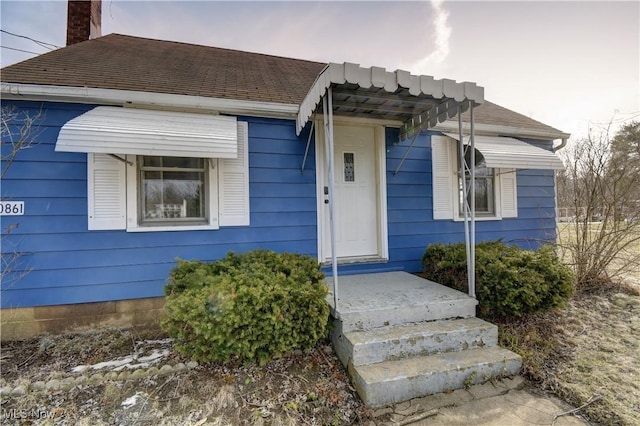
(458, 148, 495, 216)
(139, 156, 207, 225)
(431, 135, 517, 221)
(343, 152, 355, 182)
(86, 121, 250, 231)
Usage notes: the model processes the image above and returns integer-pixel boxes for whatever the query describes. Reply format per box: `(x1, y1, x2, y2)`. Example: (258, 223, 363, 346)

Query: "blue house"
(1, 4, 567, 345)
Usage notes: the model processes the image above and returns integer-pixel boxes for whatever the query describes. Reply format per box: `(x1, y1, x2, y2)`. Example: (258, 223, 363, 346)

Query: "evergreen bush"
(161, 250, 329, 364)
(422, 240, 573, 317)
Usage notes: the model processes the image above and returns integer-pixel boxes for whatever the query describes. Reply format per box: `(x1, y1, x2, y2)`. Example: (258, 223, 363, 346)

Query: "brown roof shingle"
(460, 100, 565, 136)
(1, 33, 566, 136)
(1, 34, 325, 105)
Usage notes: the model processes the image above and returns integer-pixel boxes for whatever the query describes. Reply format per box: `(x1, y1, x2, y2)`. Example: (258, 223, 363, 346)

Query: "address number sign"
(0, 201, 25, 216)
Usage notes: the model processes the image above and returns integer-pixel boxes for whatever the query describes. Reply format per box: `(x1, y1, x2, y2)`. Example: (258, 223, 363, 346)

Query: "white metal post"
(458, 108, 472, 296)
(323, 88, 339, 312)
(469, 102, 476, 298)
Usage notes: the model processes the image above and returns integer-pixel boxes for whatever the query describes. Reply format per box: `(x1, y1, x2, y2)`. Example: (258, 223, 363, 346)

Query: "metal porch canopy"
(295, 62, 485, 311)
(296, 63, 484, 139)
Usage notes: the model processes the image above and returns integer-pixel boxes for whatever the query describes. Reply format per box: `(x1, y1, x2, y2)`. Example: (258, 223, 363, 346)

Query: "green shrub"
(164, 259, 218, 295)
(422, 240, 573, 318)
(161, 250, 329, 364)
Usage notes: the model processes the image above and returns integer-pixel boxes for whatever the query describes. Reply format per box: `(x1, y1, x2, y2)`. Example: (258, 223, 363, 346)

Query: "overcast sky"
(1, 0, 638, 141)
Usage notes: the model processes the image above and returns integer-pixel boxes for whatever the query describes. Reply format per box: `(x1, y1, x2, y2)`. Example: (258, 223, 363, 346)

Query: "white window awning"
(444, 133, 564, 170)
(56, 106, 238, 158)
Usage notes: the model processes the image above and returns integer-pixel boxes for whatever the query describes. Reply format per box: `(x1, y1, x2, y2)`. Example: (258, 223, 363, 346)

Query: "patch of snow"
(71, 365, 87, 374)
(72, 356, 135, 373)
(139, 338, 173, 345)
(136, 349, 170, 365)
(121, 391, 145, 409)
(71, 348, 170, 373)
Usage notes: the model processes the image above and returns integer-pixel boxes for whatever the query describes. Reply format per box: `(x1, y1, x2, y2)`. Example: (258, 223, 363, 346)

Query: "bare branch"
(1, 105, 45, 178)
(1, 105, 44, 287)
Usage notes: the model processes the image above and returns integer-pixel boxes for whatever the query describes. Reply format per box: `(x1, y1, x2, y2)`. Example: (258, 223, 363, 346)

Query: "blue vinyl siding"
(335, 128, 557, 275)
(1, 101, 318, 308)
(1, 101, 558, 308)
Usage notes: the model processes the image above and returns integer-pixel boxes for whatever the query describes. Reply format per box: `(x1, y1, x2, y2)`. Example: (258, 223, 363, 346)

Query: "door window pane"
(344, 152, 355, 182)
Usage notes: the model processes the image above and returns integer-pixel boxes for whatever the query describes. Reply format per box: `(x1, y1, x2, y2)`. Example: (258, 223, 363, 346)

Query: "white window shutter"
(219, 121, 250, 226)
(87, 153, 126, 230)
(431, 136, 455, 220)
(500, 168, 518, 218)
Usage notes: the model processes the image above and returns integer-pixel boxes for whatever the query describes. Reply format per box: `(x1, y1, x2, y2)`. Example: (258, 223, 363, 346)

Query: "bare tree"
(1, 105, 44, 287)
(557, 121, 640, 287)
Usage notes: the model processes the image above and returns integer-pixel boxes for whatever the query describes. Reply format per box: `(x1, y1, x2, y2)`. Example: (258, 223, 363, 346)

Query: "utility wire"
(0, 29, 60, 50)
(1, 45, 41, 55)
(1, 29, 59, 48)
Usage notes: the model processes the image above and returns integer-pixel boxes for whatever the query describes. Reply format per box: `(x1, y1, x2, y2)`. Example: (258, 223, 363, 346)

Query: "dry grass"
(497, 280, 640, 425)
(554, 293, 640, 425)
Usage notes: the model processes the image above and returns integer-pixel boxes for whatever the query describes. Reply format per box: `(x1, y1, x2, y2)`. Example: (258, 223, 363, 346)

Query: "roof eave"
(1, 82, 571, 141)
(0, 82, 299, 119)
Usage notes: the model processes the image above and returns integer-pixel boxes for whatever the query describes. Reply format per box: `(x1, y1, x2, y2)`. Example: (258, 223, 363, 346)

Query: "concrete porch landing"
(325, 271, 522, 408)
(325, 271, 478, 331)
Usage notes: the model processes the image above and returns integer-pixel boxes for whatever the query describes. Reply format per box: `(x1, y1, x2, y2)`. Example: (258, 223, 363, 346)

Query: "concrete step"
(337, 318, 498, 367)
(326, 272, 478, 332)
(350, 346, 522, 408)
(336, 298, 477, 333)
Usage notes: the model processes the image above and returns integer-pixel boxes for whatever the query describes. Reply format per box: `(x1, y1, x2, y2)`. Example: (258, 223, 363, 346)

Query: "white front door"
(321, 124, 380, 260)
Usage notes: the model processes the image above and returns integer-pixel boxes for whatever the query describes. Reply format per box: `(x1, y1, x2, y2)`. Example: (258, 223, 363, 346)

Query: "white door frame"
(315, 118, 389, 263)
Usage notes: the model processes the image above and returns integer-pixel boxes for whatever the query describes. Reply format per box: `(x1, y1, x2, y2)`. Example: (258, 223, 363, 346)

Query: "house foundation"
(0, 297, 164, 341)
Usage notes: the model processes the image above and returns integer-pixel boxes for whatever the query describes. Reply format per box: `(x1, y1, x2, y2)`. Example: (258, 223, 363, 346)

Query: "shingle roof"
(1, 34, 325, 105)
(1, 33, 566, 136)
(459, 100, 565, 135)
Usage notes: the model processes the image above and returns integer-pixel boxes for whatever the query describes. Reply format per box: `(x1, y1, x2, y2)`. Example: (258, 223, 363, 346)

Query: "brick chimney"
(66, 0, 102, 46)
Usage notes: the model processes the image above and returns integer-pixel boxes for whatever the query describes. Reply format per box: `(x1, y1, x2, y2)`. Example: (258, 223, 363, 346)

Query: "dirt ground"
(0, 329, 378, 425)
(0, 329, 372, 425)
